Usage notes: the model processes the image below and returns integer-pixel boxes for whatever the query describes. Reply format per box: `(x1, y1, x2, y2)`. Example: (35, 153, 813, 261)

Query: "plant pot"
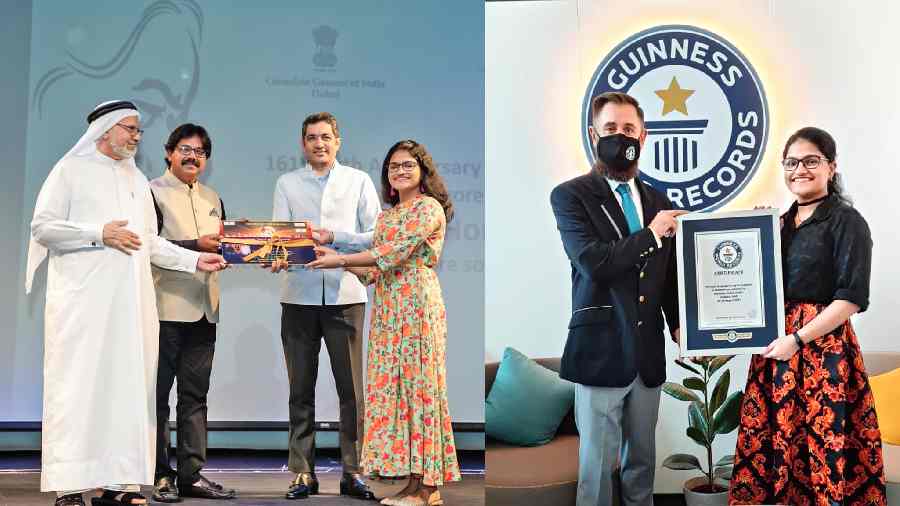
(683, 476, 729, 506)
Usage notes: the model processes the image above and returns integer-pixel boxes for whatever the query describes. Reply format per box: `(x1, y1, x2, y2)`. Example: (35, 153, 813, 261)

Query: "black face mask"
(595, 133, 641, 173)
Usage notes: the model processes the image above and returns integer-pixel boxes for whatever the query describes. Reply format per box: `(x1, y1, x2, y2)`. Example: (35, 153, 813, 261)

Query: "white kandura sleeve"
(31, 163, 105, 251)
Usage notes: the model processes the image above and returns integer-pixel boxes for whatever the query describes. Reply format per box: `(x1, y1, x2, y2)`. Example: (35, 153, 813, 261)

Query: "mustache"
(181, 158, 199, 167)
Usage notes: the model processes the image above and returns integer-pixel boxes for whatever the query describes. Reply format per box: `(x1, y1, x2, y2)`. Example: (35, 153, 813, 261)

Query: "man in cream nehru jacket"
(149, 123, 235, 502)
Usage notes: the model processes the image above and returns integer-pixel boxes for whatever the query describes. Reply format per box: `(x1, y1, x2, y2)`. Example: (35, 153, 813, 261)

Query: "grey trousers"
(281, 303, 365, 474)
(574, 376, 661, 506)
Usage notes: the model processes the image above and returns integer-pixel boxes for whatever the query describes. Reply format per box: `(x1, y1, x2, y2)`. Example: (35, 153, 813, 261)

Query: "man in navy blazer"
(550, 92, 684, 506)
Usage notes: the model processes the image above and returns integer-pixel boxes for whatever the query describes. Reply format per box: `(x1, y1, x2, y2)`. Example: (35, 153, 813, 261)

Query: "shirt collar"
(302, 160, 339, 177)
(605, 176, 638, 196)
(92, 147, 124, 167)
(785, 193, 840, 228)
(162, 167, 199, 189)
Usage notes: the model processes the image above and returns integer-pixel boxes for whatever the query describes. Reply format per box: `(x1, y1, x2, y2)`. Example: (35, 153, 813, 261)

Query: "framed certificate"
(220, 220, 316, 265)
(676, 209, 785, 356)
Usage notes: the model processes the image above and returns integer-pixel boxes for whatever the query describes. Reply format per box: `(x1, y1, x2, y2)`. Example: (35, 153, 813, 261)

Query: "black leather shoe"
(179, 474, 236, 500)
(152, 476, 181, 503)
(55, 493, 85, 506)
(340, 473, 376, 500)
(285, 472, 319, 500)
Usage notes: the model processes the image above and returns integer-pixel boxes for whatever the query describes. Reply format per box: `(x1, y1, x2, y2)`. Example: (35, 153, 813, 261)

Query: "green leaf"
(683, 377, 706, 392)
(686, 426, 708, 448)
(715, 454, 736, 467)
(714, 466, 733, 480)
(712, 391, 744, 435)
(663, 382, 701, 403)
(688, 401, 709, 439)
(662, 453, 702, 471)
(709, 369, 730, 414)
(708, 355, 735, 377)
(674, 359, 701, 375)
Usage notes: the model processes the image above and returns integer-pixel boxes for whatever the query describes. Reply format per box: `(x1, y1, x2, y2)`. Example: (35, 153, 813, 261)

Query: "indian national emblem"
(313, 25, 338, 69)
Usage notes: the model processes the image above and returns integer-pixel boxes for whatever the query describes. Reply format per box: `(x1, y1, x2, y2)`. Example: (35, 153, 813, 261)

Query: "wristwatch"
(792, 331, 804, 348)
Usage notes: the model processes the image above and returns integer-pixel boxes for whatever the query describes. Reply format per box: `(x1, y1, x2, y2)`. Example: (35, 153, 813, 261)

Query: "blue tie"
(615, 183, 641, 234)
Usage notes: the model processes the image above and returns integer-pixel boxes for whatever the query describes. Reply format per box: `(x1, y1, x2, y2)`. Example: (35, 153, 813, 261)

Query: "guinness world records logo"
(582, 25, 769, 211)
(713, 240, 743, 269)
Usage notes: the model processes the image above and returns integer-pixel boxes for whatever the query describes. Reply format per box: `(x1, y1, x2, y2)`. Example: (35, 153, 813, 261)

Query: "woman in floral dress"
(308, 139, 460, 506)
(729, 127, 885, 505)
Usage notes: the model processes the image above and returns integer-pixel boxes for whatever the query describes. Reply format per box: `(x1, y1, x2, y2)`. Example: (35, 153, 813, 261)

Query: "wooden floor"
(0, 472, 485, 506)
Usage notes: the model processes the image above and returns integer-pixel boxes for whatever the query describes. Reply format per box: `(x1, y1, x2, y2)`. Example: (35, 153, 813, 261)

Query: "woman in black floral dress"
(729, 127, 886, 505)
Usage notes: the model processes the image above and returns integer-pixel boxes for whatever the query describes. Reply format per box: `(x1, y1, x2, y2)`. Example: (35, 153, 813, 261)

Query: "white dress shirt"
(605, 176, 662, 246)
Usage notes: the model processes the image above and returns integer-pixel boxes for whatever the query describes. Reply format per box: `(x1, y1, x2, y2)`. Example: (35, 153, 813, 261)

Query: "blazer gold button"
(640, 271, 645, 278)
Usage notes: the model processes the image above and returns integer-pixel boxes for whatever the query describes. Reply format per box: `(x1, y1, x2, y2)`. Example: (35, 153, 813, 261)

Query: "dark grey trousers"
(281, 303, 365, 474)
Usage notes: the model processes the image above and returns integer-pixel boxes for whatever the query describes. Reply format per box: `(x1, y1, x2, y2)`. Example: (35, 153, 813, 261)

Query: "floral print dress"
(359, 195, 461, 486)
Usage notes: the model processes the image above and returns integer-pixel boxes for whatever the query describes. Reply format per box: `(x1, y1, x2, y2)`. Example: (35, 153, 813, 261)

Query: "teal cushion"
(485, 347, 576, 446)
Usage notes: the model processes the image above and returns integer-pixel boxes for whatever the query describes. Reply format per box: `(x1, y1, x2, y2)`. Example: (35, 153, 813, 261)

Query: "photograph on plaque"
(220, 221, 316, 265)
(676, 209, 785, 356)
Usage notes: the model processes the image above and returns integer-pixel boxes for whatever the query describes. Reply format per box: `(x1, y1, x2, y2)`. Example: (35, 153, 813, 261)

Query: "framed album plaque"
(220, 221, 316, 265)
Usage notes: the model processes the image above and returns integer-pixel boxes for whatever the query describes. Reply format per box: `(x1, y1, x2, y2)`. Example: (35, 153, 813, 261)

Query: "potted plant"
(661, 356, 744, 506)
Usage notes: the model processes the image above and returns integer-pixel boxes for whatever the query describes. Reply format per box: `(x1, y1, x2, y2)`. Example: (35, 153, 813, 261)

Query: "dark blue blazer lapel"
(634, 175, 662, 226)
(588, 170, 630, 239)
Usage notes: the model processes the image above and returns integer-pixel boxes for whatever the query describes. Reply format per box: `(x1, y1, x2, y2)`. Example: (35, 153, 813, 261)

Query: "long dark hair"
(381, 140, 454, 222)
(782, 126, 851, 205)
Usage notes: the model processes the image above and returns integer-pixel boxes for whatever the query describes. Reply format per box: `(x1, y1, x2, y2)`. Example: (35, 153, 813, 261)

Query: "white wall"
(486, 0, 900, 493)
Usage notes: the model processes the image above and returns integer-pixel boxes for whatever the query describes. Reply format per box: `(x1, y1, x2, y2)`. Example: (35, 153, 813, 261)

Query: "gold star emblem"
(655, 77, 695, 116)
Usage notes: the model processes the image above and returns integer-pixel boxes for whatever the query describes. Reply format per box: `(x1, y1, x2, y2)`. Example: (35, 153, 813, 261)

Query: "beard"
(594, 158, 639, 182)
(110, 138, 137, 159)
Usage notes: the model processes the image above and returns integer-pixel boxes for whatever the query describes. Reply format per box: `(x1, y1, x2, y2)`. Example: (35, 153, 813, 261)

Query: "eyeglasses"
(115, 123, 144, 136)
(176, 145, 208, 158)
(781, 155, 830, 171)
(387, 161, 419, 174)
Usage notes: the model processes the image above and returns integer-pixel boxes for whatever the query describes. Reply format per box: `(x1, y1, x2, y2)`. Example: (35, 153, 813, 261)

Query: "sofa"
(862, 351, 900, 503)
(485, 352, 898, 505)
(486, 357, 608, 506)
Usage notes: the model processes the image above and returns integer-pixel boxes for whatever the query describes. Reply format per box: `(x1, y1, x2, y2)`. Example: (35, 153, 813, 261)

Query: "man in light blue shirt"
(270, 112, 380, 500)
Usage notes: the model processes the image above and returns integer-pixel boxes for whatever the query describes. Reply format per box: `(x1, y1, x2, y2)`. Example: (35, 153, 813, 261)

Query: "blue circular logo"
(713, 240, 743, 269)
(582, 25, 769, 211)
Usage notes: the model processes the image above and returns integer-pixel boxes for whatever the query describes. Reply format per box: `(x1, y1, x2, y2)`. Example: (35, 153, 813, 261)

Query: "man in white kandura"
(25, 100, 228, 506)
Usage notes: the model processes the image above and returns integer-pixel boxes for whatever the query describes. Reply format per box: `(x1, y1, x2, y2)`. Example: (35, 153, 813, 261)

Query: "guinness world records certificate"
(677, 209, 785, 356)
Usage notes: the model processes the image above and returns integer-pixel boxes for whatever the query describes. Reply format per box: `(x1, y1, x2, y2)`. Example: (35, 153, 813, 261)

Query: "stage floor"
(0, 450, 485, 506)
